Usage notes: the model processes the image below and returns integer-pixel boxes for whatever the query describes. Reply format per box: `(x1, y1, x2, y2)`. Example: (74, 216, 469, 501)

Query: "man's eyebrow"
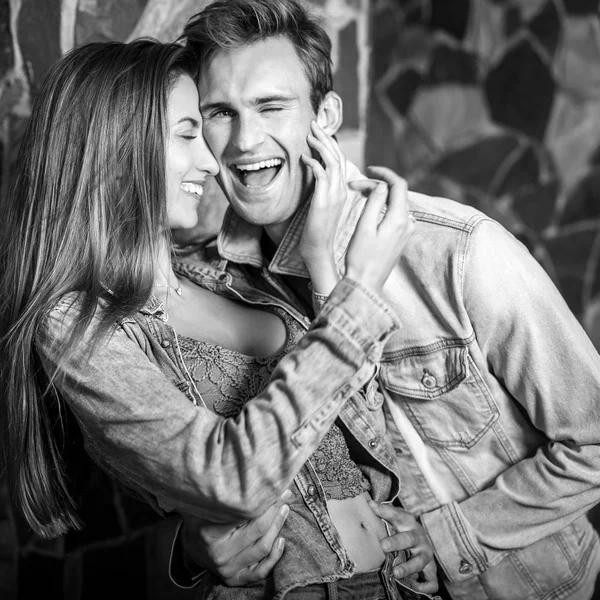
(175, 117, 200, 127)
(200, 101, 229, 113)
(253, 94, 297, 105)
(201, 95, 297, 112)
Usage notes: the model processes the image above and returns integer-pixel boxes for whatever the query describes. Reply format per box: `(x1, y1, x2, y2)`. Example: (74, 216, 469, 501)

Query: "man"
(173, 1, 600, 598)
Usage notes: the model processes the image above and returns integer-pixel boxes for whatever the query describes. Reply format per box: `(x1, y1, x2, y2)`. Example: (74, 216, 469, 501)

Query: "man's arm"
(420, 218, 600, 582)
(170, 494, 291, 588)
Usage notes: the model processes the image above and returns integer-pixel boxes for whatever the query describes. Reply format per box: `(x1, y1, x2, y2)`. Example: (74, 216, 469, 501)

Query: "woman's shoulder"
(41, 292, 125, 340)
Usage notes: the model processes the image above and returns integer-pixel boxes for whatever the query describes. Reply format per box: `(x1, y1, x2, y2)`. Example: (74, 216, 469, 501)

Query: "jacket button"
(421, 370, 437, 388)
(458, 559, 472, 574)
(368, 438, 378, 448)
(161, 340, 171, 348)
(307, 485, 316, 497)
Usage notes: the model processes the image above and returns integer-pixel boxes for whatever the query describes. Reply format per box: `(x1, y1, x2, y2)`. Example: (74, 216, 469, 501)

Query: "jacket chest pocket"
(379, 344, 499, 449)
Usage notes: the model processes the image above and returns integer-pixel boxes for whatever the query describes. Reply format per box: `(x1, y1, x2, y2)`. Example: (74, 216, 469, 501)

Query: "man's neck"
(263, 221, 290, 248)
(260, 228, 314, 317)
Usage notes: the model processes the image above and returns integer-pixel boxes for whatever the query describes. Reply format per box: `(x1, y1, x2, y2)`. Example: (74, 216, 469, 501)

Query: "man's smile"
(232, 157, 283, 188)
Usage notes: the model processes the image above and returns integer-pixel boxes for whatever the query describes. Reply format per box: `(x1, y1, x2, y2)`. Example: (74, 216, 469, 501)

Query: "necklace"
(154, 283, 183, 297)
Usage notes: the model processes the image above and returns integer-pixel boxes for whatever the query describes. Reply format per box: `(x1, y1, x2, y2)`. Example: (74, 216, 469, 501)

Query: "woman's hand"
(368, 501, 439, 595)
(346, 167, 415, 294)
(299, 121, 348, 296)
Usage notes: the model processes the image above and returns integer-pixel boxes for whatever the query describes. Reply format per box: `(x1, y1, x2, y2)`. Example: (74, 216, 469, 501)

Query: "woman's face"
(165, 74, 219, 230)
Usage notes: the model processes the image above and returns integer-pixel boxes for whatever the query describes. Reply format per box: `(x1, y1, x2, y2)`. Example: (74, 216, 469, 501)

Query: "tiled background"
(1, 0, 600, 598)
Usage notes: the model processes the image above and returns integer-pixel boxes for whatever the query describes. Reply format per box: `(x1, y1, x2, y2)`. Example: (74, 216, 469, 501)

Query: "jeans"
(284, 554, 441, 600)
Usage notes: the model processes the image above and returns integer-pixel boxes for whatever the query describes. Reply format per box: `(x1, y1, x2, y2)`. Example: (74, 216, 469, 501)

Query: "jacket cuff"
(319, 276, 400, 357)
(420, 502, 488, 583)
(169, 520, 206, 589)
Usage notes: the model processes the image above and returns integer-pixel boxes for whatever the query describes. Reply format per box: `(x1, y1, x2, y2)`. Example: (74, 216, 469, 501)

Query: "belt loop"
(326, 581, 339, 600)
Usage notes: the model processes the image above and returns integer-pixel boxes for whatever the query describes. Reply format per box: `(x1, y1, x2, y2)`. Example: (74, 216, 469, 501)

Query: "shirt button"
(161, 340, 171, 348)
(368, 438, 378, 448)
(421, 370, 437, 389)
(458, 559, 472, 574)
(307, 485, 316, 497)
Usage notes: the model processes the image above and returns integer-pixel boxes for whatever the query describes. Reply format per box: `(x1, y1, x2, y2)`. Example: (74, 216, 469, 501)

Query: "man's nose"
(232, 115, 265, 152)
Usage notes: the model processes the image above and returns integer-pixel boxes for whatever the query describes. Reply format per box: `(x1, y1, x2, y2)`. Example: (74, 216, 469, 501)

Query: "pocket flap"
(380, 344, 468, 399)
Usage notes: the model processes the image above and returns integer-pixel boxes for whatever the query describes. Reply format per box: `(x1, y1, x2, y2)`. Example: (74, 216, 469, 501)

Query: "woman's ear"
(316, 91, 343, 136)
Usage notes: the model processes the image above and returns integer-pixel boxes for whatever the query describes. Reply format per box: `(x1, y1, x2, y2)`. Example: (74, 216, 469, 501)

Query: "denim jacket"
(36, 276, 411, 598)
(206, 160, 600, 600)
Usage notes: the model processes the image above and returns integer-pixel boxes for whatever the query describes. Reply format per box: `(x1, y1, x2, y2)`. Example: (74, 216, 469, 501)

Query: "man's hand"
(369, 500, 439, 594)
(181, 491, 291, 586)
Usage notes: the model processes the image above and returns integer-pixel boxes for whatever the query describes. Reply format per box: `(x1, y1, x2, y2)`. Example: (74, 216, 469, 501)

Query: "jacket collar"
(216, 160, 369, 278)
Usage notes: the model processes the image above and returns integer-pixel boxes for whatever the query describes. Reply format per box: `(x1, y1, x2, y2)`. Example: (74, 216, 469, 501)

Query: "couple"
(3, 1, 600, 599)
(0, 13, 432, 600)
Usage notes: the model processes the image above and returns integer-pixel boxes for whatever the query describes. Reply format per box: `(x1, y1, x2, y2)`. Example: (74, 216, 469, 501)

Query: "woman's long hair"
(0, 39, 198, 538)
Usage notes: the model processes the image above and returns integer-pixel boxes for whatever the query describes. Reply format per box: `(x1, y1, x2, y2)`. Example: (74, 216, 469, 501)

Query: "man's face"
(199, 37, 317, 236)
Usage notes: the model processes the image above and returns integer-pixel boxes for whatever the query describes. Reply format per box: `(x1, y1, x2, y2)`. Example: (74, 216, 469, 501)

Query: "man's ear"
(316, 91, 343, 136)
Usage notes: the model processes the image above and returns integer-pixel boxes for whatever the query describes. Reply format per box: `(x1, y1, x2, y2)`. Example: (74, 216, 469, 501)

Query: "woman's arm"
(37, 277, 397, 524)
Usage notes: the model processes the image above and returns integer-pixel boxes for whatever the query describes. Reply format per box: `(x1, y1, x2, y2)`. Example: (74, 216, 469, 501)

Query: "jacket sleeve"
(36, 277, 398, 524)
(420, 218, 600, 582)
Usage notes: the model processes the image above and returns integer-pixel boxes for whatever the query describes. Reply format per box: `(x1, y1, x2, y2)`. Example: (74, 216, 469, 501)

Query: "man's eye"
(262, 106, 283, 112)
(212, 109, 234, 118)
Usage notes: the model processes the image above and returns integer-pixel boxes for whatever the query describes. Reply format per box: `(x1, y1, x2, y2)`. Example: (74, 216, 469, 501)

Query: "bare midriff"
(328, 492, 387, 572)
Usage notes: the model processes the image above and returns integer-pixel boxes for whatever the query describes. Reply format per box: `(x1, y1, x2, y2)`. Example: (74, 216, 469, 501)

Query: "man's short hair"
(181, 0, 334, 112)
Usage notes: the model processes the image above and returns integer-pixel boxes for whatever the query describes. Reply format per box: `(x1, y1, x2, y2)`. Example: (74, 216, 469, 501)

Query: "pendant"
(175, 287, 183, 296)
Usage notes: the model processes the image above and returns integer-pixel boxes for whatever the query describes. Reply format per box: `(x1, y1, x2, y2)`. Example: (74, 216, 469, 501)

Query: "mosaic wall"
(368, 0, 600, 347)
(1, 0, 600, 597)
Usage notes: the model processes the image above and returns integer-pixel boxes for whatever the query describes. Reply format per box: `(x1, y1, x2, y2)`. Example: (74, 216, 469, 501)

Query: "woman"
(0, 40, 434, 599)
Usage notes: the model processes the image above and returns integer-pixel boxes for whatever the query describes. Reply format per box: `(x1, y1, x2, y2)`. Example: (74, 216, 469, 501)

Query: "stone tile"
(126, 0, 212, 42)
(513, 180, 558, 232)
(504, 5, 522, 38)
(411, 173, 467, 204)
(564, 0, 599, 15)
(429, 0, 470, 40)
(561, 168, 600, 225)
(492, 143, 543, 197)
(430, 134, 522, 192)
(545, 94, 600, 195)
(394, 26, 435, 73)
(75, 0, 149, 44)
(515, 0, 552, 21)
(0, 0, 14, 80)
(485, 38, 555, 140)
(464, 0, 507, 59)
(529, 0, 562, 57)
(393, 118, 438, 174)
(427, 44, 479, 85)
(371, 6, 405, 80)
(408, 85, 493, 153)
(336, 20, 359, 129)
(403, 2, 426, 26)
(17, 0, 62, 88)
(385, 69, 422, 116)
(555, 16, 600, 98)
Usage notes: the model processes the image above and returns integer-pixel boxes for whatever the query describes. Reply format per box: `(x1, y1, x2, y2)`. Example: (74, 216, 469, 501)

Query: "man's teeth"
(236, 158, 282, 171)
(180, 182, 204, 196)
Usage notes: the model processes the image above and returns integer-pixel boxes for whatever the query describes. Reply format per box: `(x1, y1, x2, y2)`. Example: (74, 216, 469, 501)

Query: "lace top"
(176, 304, 370, 500)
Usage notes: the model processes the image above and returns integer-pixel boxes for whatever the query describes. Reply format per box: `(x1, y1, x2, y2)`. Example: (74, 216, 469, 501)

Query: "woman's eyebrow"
(175, 117, 200, 127)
